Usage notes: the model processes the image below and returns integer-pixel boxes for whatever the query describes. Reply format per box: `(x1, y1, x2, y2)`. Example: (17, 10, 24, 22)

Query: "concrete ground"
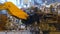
(0, 30, 31, 34)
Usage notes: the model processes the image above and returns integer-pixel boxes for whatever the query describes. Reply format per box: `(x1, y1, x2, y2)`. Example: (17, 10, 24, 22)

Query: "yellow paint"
(0, 2, 29, 19)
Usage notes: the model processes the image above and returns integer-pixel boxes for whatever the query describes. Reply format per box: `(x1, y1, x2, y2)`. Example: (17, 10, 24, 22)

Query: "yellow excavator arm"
(0, 2, 29, 20)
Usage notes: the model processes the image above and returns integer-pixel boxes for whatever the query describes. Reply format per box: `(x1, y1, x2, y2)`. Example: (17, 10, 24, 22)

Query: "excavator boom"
(0, 2, 29, 19)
